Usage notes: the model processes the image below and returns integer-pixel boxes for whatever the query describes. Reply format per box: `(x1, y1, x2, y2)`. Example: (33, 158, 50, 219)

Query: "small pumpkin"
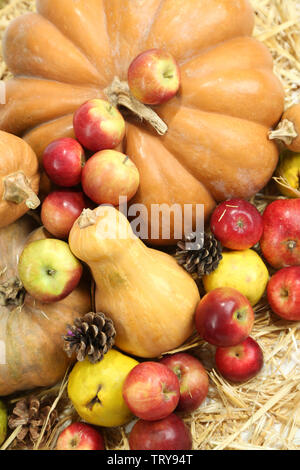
(0, 217, 91, 396)
(0, 131, 40, 228)
(0, 0, 284, 244)
(68, 206, 200, 359)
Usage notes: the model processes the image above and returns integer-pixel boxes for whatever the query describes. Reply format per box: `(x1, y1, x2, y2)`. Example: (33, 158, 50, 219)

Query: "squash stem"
(104, 76, 168, 136)
(3, 171, 40, 210)
(78, 209, 97, 229)
(268, 119, 298, 145)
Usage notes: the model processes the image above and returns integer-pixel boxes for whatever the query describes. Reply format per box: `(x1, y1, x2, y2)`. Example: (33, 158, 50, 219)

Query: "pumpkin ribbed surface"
(0, 0, 285, 244)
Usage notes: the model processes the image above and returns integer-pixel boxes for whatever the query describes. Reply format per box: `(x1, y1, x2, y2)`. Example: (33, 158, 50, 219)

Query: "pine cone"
(175, 232, 223, 278)
(8, 397, 58, 448)
(63, 312, 116, 364)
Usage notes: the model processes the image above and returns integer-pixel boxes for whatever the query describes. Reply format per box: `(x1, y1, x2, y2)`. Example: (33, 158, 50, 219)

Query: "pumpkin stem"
(268, 119, 298, 145)
(104, 76, 168, 136)
(3, 171, 40, 210)
(78, 209, 97, 229)
(0, 274, 25, 307)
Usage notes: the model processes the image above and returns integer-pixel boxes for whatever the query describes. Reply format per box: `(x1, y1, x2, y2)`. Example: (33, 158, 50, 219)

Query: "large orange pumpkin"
(0, 0, 284, 244)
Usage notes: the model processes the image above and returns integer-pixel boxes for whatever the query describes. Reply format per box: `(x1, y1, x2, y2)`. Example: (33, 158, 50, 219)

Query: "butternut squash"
(68, 206, 200, 358)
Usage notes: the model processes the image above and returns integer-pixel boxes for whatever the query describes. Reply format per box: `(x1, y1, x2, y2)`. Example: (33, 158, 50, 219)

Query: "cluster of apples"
(209, 196, 300, 324)
(40, 48, 181, 241)
(197, 196, 300, 384)
(56, 352, 208, 451)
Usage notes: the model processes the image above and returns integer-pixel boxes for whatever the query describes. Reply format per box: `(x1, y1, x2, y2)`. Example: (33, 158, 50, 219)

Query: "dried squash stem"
(268, 119, 298, 145)
(3, 171, 40, 210)
(104, 76, 168, 136)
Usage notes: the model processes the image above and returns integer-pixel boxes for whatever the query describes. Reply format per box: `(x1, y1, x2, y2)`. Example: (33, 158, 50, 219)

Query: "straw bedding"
(0, 0, 300, 451)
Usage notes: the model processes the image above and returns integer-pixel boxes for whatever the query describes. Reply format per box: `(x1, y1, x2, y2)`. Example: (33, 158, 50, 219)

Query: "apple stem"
(104, 77, 168, 136)
(268, 119, 298, 145)
(78, 209, 97, 229)
(3, 171, 40, 210)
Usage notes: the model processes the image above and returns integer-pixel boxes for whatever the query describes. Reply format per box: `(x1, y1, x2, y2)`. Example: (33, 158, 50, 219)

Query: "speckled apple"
(260, 198, 300, 269)
(122, 362, 180, 421)
(195, 287, 255, 347)
(160, 353, 209, 413)
(81, 149, 140, 206)
(128, 49, 181, 105)
(43, 138, 85, 187)
(267, 266, 300, 321)
(18, 239, 83, 303)
(210, 198, 263, 250)
(41, 190, 89, 239)
(56, 422, 105, 451)
(215, 337, 264, 383)
(73, 99, 126, 152)
(129, 414, 192, 451)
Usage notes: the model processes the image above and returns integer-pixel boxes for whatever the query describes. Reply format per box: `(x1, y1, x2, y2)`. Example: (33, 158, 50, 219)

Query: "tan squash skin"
(0, 131, 40, 228)
(69, 206, 200, 358)
(0, 218, 91, 396)
(0, 0, 285, 244)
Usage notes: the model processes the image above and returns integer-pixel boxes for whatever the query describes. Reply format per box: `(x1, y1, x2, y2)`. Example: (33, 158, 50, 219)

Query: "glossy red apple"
(210, 198, 263, 250)
(267, 266, 300, 321)
(128, 49, 181, 106)
(42, 138, 85, 187)
(215, 336, 264, 383)
(129, 414, 192, 451)
(81, 150, 140, 206)
(41, 190, 88, 239)
(260, 198, 300, 269)
(56, 422, 105, 450)
(18, 239, 83, 303)
(73, 99, 125, 152)
(122, 362, 180, 421)
(160, 353, 209, 413)
(195, 287, 255, 347)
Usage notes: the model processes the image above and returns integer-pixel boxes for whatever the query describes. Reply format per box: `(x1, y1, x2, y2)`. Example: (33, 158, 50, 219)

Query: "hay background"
(0, 0, 300, 451)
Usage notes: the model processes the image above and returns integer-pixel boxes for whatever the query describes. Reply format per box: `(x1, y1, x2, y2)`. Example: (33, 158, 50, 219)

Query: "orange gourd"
(0, 0, 285, 244)
(69, 206, 200, 358)
(0, 131, 40, 228)
(0, 217, 91, 396)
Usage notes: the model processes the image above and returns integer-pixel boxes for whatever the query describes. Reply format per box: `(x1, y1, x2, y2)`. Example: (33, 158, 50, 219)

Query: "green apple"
(0, 400, 7, 446)
(18, 239, 83, 303)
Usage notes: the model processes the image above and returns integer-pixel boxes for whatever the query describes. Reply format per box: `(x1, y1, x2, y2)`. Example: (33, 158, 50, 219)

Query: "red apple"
(195, 287, 255, 347)
(128, 49, 181, 106)
(160, 353, 209, 413)
(260, 198, 300, 269)
(129, 414, 192, 451)
(81, 150, 140, 206)
(210, 198, 263, 250)
(41, 190, 88, 239)
(42, 138, 85, 187)
(215, 337, 264, 383)
(18, 239, 83, 303)
(122, 362, 180, 421)
(56, 422, 105, 450)
(267, 266, 300, 321)
(73, 99, 125, 152)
